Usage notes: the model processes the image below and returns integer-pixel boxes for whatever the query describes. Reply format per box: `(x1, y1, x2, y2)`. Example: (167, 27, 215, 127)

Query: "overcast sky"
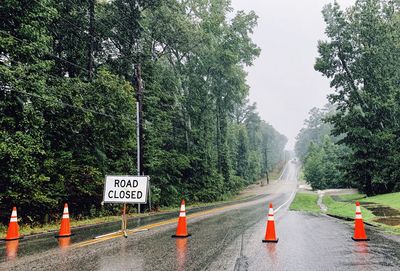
(230, 0, 355, 150)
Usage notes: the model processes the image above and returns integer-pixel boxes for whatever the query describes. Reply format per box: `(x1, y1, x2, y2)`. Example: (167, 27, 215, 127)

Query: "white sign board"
(103, 175, 149, 204)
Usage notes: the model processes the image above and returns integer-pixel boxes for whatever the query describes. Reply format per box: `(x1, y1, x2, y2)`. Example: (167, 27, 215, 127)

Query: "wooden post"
(87, 0, 95, 80)
(122, 203, 127, 237)
(134, 64, 148, 213)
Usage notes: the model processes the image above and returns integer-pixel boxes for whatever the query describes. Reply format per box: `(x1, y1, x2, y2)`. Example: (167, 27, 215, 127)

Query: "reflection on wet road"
(5, 240, 18, 261)
(176, 238, 188, 271)
(1, 162, 400, 270)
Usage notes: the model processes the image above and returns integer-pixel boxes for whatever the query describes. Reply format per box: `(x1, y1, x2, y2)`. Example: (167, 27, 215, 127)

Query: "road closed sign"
(103, 176, 149, 204)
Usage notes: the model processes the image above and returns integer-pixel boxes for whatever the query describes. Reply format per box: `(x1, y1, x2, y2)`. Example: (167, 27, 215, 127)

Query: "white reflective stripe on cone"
(63, 207, 69, 214)
(267, 215, 274, 221)
(11, 210, 17, 217)
(10, 217, 18, 222)
(181, 205, 186, 212)
(356, 206, 361, 213)
(268, 208, 274, 215)
(355, 214, 362, 219)
(179, 212, 186, 217)
(62, 214, 69, 219)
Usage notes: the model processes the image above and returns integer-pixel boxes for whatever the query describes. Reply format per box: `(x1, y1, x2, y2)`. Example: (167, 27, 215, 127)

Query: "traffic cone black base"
(262, 238, 279, 243)
(55, 233, 75, 238)
(3, 236, 24, 241)
(351, 237, 370, 242)
(172, 234, 191, 238)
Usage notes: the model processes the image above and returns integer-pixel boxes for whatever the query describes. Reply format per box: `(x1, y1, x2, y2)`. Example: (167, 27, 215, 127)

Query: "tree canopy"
(307, 0, 400, 195)
(0, 0, 287, 224)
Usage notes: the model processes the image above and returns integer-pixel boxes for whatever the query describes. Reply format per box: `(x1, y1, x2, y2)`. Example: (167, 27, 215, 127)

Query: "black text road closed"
(103, 176, 149, 204)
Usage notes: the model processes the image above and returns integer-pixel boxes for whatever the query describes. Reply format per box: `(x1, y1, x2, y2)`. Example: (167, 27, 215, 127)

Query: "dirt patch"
(323, 188, 358, 196)
(374, 216, 400, 226)
(331, 195, 344, 202)
(359, 202, 375, 205)
(364, 205, 400, 217)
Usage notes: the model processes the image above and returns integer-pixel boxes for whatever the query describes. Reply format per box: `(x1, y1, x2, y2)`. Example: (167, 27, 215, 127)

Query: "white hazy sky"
(230, 0, 355, 150)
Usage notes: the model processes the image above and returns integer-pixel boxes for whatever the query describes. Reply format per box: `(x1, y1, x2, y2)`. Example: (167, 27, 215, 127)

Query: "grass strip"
(360, 192, 400, 210)
(335, 193, 366, 202)
(289, 192, 321, 213)
(323, 195, 375, 221)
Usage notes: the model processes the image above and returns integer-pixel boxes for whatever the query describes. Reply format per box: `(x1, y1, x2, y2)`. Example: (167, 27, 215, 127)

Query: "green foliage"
(295, 105, 334, 163)
(295, 104, 348, 190)
(315, 0, 400, 195)
(303, 137, 348, 190)
(0, 0, 287, 224)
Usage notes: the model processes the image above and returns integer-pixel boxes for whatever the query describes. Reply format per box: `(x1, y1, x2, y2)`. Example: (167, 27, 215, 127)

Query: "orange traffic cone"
(352, 202, 369, 241)
(4, 207, 23, 241)
(262, 203, 278, 243)
(172, 199, 191, 238)
(55, 203, 73, 238)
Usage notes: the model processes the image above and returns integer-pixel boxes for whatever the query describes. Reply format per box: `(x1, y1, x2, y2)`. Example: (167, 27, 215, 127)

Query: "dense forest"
(296, 0, 400, 195)
(295, 105, 349, 190)
(0, 0, 287, 224)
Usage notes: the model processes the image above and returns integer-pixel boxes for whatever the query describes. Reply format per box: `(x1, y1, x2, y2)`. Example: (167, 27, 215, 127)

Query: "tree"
(0, 0, 289, 224)
(303, 137, 348, 190)
(315, 0, 400, 195)
(295, 104, 334, 163)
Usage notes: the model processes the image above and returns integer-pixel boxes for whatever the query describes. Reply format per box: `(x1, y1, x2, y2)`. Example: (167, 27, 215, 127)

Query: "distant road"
(2, 162, 400, 270)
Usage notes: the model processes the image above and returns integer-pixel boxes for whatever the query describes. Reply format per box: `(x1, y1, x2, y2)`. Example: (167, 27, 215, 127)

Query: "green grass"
(288, 191, 400, 235)
(360, 192, 400, 210)
(323, 195, 375, 221)
(336, 193, 366, 202)
(324, 192, 400, 235)
(289, 193, 321, 213)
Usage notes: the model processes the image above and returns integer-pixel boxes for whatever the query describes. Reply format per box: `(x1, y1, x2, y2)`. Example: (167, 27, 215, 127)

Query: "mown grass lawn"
(322, 195, 375, 221)
(334, 193, 366, 202)
(360, 192, 400, 209)
(323, 193, 400, 235)
(289, 190, 400, 234)
(289, 193, 321, 213)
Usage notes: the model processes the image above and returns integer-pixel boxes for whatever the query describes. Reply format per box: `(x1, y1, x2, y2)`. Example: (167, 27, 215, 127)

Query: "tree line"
(295, 105, 349, 190)
(0, 0, 287, 224)
(296, 0, 400, 195)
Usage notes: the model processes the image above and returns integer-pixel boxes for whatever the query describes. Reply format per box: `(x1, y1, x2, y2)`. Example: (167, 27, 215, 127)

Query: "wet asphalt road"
(1, 163, 400, 270)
